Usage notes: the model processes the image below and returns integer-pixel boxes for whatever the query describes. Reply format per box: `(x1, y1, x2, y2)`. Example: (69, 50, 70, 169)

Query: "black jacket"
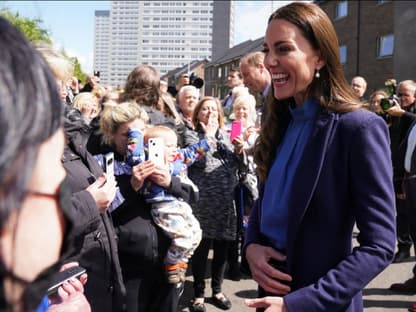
(405, 120, 416, 175)
(389, 105, 416, 191)
(110, 151, 196, 312)
(62, 109, 126, 312)
(111, 151, 196, 275)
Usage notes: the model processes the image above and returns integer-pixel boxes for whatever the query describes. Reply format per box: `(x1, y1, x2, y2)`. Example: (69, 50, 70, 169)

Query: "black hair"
(0, 17, 63, 229)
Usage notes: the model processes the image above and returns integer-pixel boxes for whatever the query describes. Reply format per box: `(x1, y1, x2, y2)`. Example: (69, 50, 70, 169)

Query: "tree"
(60, 49, 87, 84)
(0, 8, 51, 44)
(1, 7, 87, 81)
(72, 58, 88, 85)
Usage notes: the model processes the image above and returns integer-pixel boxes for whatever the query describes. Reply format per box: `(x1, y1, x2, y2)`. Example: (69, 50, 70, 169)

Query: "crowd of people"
(2, 2, 416, 312)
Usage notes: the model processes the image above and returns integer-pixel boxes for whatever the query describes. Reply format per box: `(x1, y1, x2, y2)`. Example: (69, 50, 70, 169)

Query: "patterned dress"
(185, 126, 239, 241)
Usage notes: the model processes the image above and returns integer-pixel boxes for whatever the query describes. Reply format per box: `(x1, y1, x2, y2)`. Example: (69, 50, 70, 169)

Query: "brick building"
(317, 0, 416, 95)
(204, 37, 263, 99)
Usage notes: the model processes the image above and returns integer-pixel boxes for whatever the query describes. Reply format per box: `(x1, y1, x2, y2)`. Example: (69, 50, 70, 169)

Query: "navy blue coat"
(245, 108, 396, 311)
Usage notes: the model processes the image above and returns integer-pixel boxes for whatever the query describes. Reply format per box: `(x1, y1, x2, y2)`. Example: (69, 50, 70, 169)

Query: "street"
(178, 243, 416, 311)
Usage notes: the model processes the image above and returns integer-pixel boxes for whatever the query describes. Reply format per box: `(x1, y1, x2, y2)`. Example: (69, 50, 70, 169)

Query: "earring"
(315, 68, 320, 79)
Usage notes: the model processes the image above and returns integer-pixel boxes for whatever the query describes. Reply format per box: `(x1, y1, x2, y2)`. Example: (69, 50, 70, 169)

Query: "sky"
(0, 1, 293, 73)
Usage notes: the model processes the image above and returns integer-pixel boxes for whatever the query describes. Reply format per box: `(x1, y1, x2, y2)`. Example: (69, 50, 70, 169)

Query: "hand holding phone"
(230, 120, 242, 142)
(47, 266, 87, 296)
(148, 138, 165, 167)
(103, 152, 114, 177)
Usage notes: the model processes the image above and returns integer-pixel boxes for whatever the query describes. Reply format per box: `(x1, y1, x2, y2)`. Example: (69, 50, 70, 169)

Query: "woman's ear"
(315, 52, 326, 70)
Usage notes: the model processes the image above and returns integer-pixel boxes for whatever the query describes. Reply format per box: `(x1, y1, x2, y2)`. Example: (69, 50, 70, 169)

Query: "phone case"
(46, 266, 86, 296)
(230, 120, 242, 142)
(148, 138, 165, 166)
(126, 128, 145, 165)
(104, 152, 114, 177)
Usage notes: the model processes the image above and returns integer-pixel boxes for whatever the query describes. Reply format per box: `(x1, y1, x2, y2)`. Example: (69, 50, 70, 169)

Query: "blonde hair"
(92, 85, 107, 102)
(232, 94, 257, 125)
(144, 125, 177, 143)
(100, 101, 149, 145)
(35, 43, 74, 81)
(72, 92, 99, 114)
(240, 51, 265, 68)
(231, 86, 250, 98)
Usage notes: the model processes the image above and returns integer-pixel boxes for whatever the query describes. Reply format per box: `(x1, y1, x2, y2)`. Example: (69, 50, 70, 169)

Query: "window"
(377, 34, 394, 57)
(335, 1, 348, 19)
(339, 45, 347, 64)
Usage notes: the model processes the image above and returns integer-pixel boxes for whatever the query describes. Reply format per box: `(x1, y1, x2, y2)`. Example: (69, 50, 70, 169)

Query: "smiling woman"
(244, 2, 395, 312)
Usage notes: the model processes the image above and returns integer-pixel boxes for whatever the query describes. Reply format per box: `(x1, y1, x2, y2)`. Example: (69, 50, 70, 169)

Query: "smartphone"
(103, 152, 114, 177)
(148, 138, 165, 166)
(230, 120, 242, 142)
(46, 266, 86, 296)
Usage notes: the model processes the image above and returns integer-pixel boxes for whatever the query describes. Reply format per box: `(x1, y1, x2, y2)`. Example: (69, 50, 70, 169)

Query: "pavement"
(177, 241, 416, 311)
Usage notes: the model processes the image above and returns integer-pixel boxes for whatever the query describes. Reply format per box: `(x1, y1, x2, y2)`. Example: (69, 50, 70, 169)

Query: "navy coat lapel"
(286, 110, 337, 268)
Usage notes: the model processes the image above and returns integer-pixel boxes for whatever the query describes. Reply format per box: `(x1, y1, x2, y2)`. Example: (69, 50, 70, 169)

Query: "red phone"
(230, 120, 242, 142)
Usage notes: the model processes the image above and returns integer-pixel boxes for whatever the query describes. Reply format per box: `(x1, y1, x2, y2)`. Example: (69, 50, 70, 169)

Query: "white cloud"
(75, 51, 94, 75)
(59, 46, 94, 75)
(49, 38, 93, 75)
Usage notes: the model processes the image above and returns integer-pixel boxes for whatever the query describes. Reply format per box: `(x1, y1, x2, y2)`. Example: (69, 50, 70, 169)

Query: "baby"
(127, 125, 210, 284)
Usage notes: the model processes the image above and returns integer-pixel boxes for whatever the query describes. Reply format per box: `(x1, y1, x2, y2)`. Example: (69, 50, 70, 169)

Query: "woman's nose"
(265, 53, 278, 68)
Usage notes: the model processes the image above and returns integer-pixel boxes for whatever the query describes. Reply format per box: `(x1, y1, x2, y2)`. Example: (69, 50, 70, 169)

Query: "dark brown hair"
(120, 64, 160, 109)
(229, 67, 242, 79)
(254, 2, 360, 182)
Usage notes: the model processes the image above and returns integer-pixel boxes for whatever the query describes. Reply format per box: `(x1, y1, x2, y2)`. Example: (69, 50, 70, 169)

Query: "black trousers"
(396, 195, 413, 250)
(191, 238, 230, 298)
(400, 177, 416, 250)
(124, 270, 181, 312)
(228, 184, 252, 271)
